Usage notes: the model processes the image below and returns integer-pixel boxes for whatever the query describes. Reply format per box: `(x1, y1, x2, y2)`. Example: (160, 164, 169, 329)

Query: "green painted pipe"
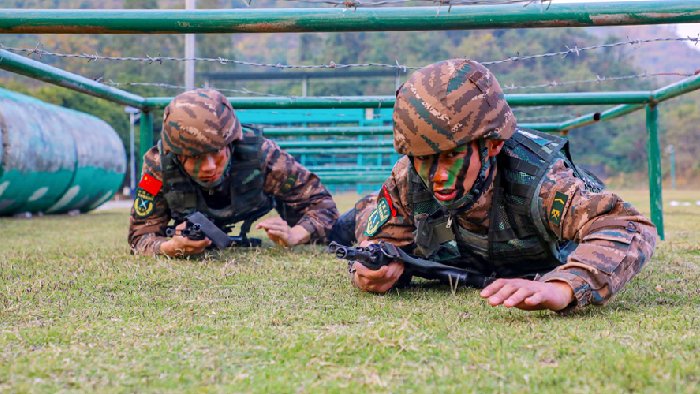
(2, 2, 700, 34)
(278, 139, 393, 149)
(139, 110, 154, 179)
(559, 73, 700, 132)
(266, 124, 559, 136)
(506, 92, 651, 106)
(646, 105, 664, 240)
(0, 49, 146, 109)
(318, 174, 389, 184)
(146, 92, 653, 110)
(652, 71, 700, 103)
(316, 171, 391, 177)
(264, 126, 393, 137)
(558, 104, 646, 131)
(309, 166, 392, 172)
(286, 147, 395, 155)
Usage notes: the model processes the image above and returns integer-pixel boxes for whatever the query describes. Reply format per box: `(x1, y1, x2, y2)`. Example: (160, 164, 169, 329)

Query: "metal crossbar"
(1, 2, 700, 33)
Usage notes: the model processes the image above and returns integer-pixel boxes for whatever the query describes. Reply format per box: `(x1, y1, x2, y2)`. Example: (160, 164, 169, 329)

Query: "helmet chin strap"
(440, 139, 496, 214)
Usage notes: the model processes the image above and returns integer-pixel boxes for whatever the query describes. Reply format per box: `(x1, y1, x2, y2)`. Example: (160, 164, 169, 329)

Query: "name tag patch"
(549, 191, 569, 226)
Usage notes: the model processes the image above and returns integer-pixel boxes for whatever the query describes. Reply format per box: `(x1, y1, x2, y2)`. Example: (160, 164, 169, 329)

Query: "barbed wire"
(2, 36, 699, 71)
(515, 113, 573, 122)
(104, 81, 284, 97)
(104, 70, 694, 100)
(501, 71, 697, 91)
(114, 81, 576, 121)
(512, 105, 559, 113)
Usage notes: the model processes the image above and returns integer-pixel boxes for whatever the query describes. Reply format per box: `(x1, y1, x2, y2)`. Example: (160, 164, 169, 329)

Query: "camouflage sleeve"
(536, 159, 657, 311)
(261, 139, 339, 243)
(357, 156, 416, 247)
(127, 147, 172, 255)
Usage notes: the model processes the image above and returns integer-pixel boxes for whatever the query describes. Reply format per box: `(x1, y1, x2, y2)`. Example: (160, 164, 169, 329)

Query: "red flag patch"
(138, 173, 163, 195)
(381, 185, 397, 217)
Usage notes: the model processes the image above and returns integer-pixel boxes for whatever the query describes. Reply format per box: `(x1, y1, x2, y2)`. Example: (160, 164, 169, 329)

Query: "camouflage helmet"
(393, 59, 517, 156)
(161, 88, 241, 156)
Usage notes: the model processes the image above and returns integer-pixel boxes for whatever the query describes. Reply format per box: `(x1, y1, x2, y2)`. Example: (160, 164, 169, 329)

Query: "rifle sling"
(380, 242, 494, 288)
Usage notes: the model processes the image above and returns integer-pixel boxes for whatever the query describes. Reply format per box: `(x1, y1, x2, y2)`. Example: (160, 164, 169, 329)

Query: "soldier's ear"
(487, 140, 505, 157)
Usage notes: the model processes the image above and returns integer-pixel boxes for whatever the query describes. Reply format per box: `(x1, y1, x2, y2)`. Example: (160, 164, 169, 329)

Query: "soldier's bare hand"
(160, 222, 212, 257)
(480, 278, 574, 311)
(351, 261, 404, 293)
(256, 216, 310, 247)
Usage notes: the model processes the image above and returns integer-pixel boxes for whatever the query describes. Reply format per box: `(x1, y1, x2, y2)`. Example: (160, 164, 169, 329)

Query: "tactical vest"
(160, 126, 273, 229)
(409, 128, 603, 278)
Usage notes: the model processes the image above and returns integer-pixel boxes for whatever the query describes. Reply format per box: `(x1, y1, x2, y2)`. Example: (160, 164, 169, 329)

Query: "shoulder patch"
(279, 173, 298, 193)
(133, 189, 156, 218)
(364, 195, 393, 237)
(549, 191, 569, 226)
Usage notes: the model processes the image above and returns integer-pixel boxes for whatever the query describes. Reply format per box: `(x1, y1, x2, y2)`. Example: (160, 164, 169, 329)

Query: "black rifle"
(328, 241, 495, 289)
(166, 211, 262, 249)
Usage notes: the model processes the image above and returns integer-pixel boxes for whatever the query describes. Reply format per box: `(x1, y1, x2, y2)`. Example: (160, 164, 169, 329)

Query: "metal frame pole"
(138, 110, 155, 180)
(129, 112, 136, 197)
(185, 0, 196, 90)
(646, 104, 664, 240)
(3, 2, 700, 34)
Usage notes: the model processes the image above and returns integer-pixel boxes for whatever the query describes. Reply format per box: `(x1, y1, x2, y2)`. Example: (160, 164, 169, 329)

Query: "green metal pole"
(318, 174, 389, 184)
(286, 147, 395, 155)
(0, 49, 146, 109)
(278, 140, 394, 149)
(2, 2, 700, 34)
(652, 72, 700, 103)
(263, 126, 392, 137)
(262, 123, 560, 139)
(646, 104, 664, 240)
(558, 104, 646, 132)
(309, 166, 392, 172)
(145, 92, 652, 110)
(506, 92, 651, 106)
(138, 111, 155, 179)
(547, 73, 700, 133)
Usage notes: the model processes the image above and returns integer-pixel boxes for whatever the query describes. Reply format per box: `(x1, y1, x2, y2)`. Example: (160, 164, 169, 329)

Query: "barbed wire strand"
(501, 71, 697, 91)
(2, 36, 699, 71)
(105, 70, 695, 99)
(105, 81, 626, 120)
(105, 81, 282, 97)
(114, 82, 578, 120)
(514, 114, 573, 121)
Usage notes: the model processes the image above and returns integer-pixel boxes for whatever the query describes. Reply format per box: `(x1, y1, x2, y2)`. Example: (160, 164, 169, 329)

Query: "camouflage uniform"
(128, 89, 338, 255)
(353, 60, 656, 312)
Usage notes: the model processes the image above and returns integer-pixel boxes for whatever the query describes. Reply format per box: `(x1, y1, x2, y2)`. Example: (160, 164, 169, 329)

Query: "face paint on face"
(412, 144, 475, 204)
(178, 147, 231, 187)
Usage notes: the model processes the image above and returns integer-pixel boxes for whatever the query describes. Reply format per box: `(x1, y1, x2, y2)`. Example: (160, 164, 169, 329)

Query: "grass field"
(1, 190, 699, 393)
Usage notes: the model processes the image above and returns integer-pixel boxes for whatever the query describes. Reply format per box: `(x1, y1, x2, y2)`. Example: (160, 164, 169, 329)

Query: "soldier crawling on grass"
(128, 88, 338, 257)
(331, 59, 657, 313)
